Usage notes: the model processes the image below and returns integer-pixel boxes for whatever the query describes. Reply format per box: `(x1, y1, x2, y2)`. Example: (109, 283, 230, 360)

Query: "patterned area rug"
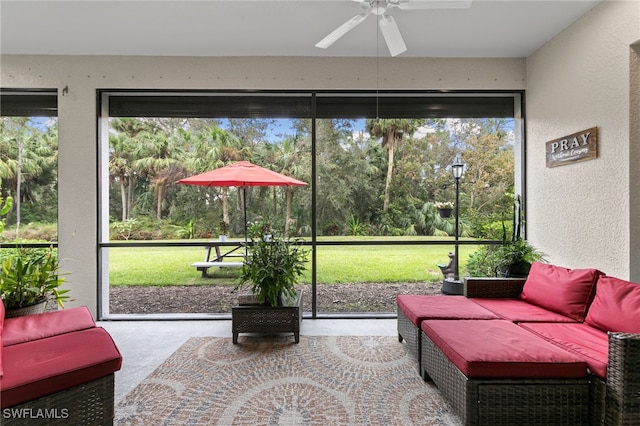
(115, 335, 462, 425)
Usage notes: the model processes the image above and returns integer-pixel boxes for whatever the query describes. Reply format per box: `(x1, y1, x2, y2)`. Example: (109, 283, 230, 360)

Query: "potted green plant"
(495, 195, 545, 277)
(495, 238, 546, 277)
(435, 201, 454, 218)
(236, 226, 308, 307)
(466, 195, 546, 278)
(0, 244, 70, 317)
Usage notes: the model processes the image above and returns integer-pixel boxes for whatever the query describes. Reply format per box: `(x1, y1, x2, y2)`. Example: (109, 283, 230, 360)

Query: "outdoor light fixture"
(452, 160, 465, 280)
(451, 162, 464, 179)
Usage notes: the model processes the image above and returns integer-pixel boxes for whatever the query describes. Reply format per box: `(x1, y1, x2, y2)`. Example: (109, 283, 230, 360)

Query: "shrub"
(2, 223, 58, 242)
(0, 244, 69, 309)
(466, 245, 502, 277)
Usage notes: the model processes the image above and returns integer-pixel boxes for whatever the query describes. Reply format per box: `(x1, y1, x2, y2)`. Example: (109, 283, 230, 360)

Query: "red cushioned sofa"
(0, 301, 122, 425)
(397, 262, 640, 425)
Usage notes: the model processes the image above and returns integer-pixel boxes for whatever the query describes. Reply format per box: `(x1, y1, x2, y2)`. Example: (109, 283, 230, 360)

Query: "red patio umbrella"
(177, 161, 307, 244)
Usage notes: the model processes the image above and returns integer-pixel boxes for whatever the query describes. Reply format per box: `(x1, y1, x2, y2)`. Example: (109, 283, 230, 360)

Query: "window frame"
(98, 89, 526, 320)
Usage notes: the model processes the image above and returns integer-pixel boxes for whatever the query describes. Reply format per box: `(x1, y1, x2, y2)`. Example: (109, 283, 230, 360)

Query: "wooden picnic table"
(191, 241, 246, 278)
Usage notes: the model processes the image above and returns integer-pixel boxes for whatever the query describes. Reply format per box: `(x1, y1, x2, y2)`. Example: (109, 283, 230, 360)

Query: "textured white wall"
(526, 1, 640, 278)
(630, 43, 640, 280)
(0, 55, 525, 315)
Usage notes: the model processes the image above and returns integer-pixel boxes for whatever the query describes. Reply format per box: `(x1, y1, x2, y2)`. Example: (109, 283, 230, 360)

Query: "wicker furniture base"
(3, 374, 115, 426)
(599, 332, 640, 425)
(397, 306, 421, 371)
(421, 333, 589, 425)
(232, 290, 302, 344)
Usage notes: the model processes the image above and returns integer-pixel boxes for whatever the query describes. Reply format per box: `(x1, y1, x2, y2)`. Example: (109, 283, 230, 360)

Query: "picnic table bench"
(191, 241, 246, 277)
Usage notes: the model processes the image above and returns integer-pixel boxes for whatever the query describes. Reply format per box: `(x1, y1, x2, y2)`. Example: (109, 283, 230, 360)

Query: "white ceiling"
(0, 0, 603, 58)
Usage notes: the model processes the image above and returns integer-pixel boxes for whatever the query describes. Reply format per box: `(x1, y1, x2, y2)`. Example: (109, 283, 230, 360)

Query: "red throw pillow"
(585, 276, 640, 333)
(520, 262, 603, 321)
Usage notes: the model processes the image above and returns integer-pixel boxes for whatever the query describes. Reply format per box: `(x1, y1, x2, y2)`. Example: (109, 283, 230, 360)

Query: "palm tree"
(110, 118, 155, 221)
(272, 135, 309, 237)
(187, 126, 246, 228)
(109, 133, 137, 221)
(367, 119, 424, 212)
(0, 117, 56, 229)
(133, 128, 186, 220)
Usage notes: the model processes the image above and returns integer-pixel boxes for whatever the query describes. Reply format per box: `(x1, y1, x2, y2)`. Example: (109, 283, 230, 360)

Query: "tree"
(313, 119, 378, 234)
(457, 118, 514, 215)
(101, 114, 516, 242)
(0, 117, 59, 228)
(187, 126, 246, 229)
(133, 128, 186, 220)
(367, 119, 425, 212)
(110, 118, 158, 221)
(271, 134, 310, 237)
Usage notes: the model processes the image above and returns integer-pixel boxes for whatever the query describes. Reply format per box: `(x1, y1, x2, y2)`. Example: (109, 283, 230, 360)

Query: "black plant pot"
(437, 208, 453, 218)
(499, 261, 532, 278)
(441, 278, 464, 295)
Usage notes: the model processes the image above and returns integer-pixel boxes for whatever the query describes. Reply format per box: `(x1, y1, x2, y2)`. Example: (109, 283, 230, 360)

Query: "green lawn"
(107, 238, 480, 286)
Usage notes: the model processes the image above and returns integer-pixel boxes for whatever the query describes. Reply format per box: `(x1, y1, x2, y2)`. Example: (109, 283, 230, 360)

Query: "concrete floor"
(99, 318, 398, 403)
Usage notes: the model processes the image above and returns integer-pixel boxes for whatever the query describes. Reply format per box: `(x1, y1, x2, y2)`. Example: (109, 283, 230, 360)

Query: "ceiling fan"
(315, 0, 472, 57)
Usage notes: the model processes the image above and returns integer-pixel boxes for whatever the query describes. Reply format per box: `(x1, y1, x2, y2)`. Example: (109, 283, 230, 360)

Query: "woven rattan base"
(603, 333, 640, 425)
(421, 333, 589, 425)
(232, 290, 302, 344)
(3, 374, 115, 426)
(590, 375, 607, 425)
(397, 307, 421, 372)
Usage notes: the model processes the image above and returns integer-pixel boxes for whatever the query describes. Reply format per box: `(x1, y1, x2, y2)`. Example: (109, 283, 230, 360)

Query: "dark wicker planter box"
(232, 290, 303, 343)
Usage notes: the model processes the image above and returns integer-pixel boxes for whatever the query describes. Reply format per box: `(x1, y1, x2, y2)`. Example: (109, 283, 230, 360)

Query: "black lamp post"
(451, 161, 465, 280)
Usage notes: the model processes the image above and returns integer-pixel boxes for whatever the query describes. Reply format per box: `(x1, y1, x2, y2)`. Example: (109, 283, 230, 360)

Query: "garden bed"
(109, 281, 443, 314)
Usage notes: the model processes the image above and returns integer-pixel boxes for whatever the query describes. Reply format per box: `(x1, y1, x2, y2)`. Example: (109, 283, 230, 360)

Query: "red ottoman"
(421, 319, 589, 425)
(396, 295, 499, 370)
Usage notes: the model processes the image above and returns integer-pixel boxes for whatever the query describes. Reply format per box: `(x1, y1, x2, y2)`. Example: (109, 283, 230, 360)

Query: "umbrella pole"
(243, 186, 248, 258)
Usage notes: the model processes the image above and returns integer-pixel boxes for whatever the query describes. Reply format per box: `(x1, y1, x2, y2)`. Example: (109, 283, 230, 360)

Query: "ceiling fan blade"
(315, 13, 370, 49)
(378, 14, 407, 57)
(396, 0, 473, 10)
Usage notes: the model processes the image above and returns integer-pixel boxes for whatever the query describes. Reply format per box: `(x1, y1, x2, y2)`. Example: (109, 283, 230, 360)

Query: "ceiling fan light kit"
(315, 0, 473, 57)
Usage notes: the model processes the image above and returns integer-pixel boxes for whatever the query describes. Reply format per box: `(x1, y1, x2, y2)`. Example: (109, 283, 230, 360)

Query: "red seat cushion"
(519, 322, 609, 379)
(520, 262, 603, 321)
(2, 306, 96, 346)
(396, 295, 499, 325)
(585, 276, 640, 333)
(471, 298, 577, 322)
(421, 319, 587, 379)
(0, 327, 122, 408)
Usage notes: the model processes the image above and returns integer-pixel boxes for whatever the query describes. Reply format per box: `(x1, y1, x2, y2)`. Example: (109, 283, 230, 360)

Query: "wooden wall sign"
(546, 127, 598, 168)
